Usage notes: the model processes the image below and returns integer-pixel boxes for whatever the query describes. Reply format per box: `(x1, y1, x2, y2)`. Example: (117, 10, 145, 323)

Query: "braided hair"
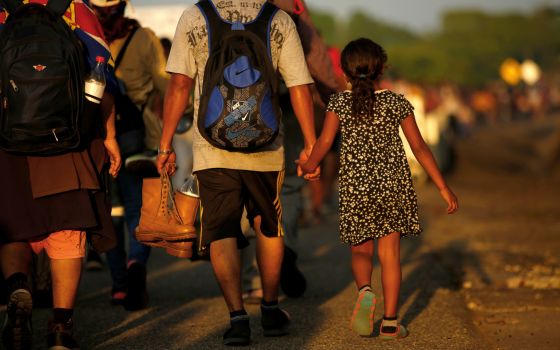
(340, 38, 387, 118)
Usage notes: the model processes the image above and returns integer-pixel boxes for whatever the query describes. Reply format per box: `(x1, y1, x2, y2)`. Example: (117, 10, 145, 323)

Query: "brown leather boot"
(150, 191, 200, 259)
(174, 191, 199, 227)
(136, 177, 197, 243)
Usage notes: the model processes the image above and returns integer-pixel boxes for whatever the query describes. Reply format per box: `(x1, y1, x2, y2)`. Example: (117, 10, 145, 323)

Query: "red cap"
(95, 56, 106, 63)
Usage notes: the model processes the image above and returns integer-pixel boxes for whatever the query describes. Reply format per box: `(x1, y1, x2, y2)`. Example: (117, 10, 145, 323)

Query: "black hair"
(340, 38, 387, 117)
(160, 37, 172, 59)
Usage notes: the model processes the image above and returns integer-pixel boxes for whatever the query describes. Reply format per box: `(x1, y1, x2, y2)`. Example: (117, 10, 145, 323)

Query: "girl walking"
(299, 38, 458, 339)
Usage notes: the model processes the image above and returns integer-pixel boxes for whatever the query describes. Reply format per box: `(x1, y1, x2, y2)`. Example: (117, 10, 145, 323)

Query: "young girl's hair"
(341, 38, 387, 117)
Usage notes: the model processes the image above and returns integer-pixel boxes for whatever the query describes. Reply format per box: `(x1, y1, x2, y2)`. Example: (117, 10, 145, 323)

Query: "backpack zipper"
(9, 80, 18, 92)
(52, 129, 59, 142)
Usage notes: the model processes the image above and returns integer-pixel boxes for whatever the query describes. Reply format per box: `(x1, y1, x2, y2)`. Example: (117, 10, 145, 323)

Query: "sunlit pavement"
(22, 114, 560, 349)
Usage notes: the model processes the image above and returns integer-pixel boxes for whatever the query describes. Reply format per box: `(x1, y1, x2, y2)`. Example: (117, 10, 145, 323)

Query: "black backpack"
(0, 0, 86, 155)
(196, 0, 282, 152)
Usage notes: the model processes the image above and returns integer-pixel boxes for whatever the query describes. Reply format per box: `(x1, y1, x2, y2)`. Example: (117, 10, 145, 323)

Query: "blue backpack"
(196, 0, 281, 152)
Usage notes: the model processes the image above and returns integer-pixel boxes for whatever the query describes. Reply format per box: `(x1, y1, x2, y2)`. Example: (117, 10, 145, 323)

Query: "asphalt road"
(18, 114, 560, 349)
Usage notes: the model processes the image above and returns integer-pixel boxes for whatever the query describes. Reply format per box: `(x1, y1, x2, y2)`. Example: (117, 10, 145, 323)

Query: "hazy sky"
(132, 0, 559, 32)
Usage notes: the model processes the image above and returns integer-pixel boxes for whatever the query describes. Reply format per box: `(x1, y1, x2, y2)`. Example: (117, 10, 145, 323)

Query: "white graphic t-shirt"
(167, 0, 313, 172)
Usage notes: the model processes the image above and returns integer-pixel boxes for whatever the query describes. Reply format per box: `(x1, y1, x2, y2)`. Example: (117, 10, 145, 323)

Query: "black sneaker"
(47, 319, 79, 350)
(280, 247, 307, 298)
(223, 317, 251, 346)
(1, 288, 33, 350)
(261, 306, 290, 337)
(123, 263, 149, 311)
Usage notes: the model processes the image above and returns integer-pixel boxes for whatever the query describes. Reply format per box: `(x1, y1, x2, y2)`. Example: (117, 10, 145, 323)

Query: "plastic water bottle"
(179, 175, 199, 198)
(85, 56, 106, 104)
(177, 175, 199, 226)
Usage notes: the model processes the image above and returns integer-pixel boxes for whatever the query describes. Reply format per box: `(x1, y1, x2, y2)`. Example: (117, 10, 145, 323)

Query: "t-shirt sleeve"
(395, 93, 415, 121)
(326, 93, 343, 118)
(166, 7, 198, 79)
(275, 11, 313, 88)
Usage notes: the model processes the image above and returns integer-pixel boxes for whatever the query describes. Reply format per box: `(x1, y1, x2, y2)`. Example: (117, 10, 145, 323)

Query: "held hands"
(156, 150, 177, 176)
(296, 147, 321, 181)
(440, 187, 459, 214)
(297, 159, 318, 178)
(103, 138, 121, 178)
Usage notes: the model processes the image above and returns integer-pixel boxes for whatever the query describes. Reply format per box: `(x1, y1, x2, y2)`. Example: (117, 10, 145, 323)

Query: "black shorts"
(196, 168, 285, 252)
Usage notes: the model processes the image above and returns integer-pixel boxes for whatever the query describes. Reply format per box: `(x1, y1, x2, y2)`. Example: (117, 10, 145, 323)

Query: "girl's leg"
(377, 232, 401, 318)
(350, 239, 375, 289)
(350, 240, 376, 336)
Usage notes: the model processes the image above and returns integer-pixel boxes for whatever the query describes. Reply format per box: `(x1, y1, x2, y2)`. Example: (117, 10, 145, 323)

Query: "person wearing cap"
(0, 0, 121, 349)
(89, 0, 170, 311)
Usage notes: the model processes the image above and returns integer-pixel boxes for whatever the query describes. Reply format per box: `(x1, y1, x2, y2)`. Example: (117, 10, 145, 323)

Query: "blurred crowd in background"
(104, 1, 560, 223)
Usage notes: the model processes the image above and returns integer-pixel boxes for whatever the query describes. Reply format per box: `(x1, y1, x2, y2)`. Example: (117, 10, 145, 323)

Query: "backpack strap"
(45, 0, 73, 17)
(113, 25, 146, 121)
(196, 0, 279, 57)
(114, 25, 140, 70)
(0, 0, 22, 13)
(0, 0, 72, 17)
(246, 2, 278, 58)
(196, 0, 227, 52)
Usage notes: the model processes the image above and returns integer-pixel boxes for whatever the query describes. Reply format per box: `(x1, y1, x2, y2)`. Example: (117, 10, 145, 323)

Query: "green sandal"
(379, 320, 409, 340)
(350, 290, 376, 337)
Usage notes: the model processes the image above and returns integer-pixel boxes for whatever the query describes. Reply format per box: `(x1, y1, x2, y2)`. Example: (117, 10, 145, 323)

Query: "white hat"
(89, 0, 126, 7)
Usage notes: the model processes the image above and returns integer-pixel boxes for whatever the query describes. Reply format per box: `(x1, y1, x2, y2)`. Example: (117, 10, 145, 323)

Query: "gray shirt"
(166, 0, 313, 172)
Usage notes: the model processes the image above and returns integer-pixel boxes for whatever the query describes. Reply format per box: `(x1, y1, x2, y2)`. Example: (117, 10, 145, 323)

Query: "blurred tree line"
(311, 6, 560, 87)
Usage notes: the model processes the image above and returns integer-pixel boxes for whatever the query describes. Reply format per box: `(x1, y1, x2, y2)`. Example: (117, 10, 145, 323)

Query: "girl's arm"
(298, 111, 340, 176)
(401, 114, 458, 214)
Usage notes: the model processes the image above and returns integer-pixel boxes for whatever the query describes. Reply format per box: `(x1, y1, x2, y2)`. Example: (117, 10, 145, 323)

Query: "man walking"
(90, 0, 170, 310)
(157, 0, 319, 345)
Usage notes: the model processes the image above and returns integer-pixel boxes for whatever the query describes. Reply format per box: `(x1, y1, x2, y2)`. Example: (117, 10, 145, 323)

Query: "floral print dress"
(327, 90, 422, 245)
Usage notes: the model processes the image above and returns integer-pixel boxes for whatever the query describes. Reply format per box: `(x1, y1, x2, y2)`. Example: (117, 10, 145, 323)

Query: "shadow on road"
(397, 239, 492, 330)
(72, 254, 223, 349)
(147, 214, 357, 349)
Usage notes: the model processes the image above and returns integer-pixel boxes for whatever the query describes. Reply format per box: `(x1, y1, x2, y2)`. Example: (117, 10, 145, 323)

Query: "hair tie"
(358, 74, 367, 79)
